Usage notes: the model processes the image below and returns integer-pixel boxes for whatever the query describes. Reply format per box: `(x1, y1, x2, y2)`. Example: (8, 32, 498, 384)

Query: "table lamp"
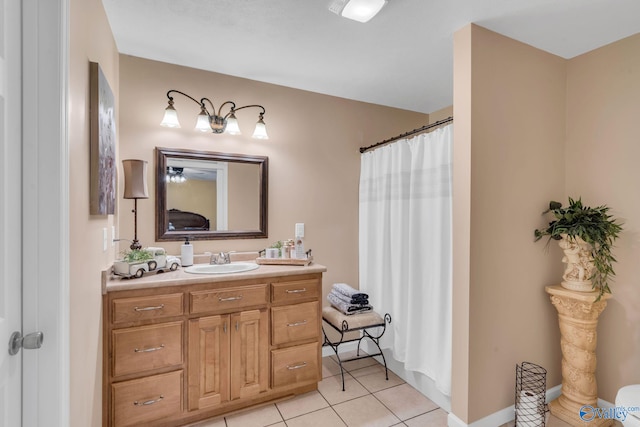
(122, 159, 149, 250)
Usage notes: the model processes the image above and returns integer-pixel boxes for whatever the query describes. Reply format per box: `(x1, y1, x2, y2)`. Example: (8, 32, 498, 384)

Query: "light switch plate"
(295, 223, 304, 238)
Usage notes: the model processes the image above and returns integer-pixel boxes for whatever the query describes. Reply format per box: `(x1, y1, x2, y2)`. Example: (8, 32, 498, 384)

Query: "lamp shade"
(195, 111, 211, 132)
(225, 113, 241, 135)
(122, 159, 149, 199)
(160, 105, 181, 128)
(252, 118, 269, 140)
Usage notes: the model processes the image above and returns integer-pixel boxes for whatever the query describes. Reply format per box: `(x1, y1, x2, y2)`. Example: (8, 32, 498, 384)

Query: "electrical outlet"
(103, 228, 108, 252)
(295, 223, 304, 238)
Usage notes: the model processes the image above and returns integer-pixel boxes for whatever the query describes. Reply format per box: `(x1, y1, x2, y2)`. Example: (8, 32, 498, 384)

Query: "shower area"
(358, 118, 453, 410)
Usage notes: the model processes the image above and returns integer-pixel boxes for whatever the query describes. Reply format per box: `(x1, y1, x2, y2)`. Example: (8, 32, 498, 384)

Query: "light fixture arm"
(166, 89, 201, 107)
(228, 104, 266, 119)
(199, 97, 216, 117)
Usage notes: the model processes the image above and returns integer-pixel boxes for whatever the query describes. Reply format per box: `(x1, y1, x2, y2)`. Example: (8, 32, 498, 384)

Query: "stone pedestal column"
(545, 285, 612, 427)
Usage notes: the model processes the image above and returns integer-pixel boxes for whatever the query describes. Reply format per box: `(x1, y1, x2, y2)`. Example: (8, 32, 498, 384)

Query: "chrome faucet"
(210, 252, 231, 265)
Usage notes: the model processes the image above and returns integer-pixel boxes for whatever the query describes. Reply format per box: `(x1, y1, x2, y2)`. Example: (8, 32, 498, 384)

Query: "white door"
(0, 0, 23, 426)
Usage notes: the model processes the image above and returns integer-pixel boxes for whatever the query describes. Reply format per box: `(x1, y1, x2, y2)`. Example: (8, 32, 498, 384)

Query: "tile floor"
(190, 351, 446, 427)
(191, 352, 615, 427)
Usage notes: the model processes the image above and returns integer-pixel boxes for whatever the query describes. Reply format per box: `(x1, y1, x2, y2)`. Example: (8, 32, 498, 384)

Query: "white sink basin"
(184, 262, 260, 275)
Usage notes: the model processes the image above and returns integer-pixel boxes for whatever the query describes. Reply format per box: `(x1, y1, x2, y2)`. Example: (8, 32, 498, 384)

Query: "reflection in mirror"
(156, 148, 268, 241)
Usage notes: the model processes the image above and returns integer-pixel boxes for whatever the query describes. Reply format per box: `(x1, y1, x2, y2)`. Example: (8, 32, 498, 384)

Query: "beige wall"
(167, 179, 217, 226)
(452, 24, 566, 423)
(452, 25, 640, 424)
(117, 54, 429, 310)
(69, 0, 119, 425)
(428, 105, 453, 123)
(566, 33, 640, 402)
(228, 162, 260, 230)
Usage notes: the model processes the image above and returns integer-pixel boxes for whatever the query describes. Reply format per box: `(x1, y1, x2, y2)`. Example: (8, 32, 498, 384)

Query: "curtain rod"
(359, 116, 453, 154)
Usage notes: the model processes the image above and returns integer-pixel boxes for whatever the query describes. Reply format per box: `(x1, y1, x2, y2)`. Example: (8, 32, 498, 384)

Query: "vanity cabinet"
(103, 268, 324, 427)
(187, 309, 268, 411)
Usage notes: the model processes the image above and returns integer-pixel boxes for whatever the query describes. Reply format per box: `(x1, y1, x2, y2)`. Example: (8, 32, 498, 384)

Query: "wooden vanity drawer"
(112, 293, 184, 324)
(271, 302, 319, 345)
(113, 321, 183, 377)
(190, 284, 268, 314)
(112, 370, 183, 427)
(271, 342, 319, 388)
(271, 279, 319, 304)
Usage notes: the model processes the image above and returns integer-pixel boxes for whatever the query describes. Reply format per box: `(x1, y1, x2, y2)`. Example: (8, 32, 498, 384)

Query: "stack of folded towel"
(327, 283, 373, 315)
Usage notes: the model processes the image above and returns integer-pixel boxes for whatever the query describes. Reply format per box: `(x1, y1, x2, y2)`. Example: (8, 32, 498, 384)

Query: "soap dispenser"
(181, 237, 193, 267)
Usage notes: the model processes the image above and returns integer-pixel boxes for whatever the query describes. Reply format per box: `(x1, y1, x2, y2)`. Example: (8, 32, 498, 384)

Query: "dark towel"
(330, 290, 368, 305)
(327, 292, 373, 315)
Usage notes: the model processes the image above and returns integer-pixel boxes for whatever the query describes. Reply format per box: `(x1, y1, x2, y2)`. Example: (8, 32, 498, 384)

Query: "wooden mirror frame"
(155, 147, 268, 241)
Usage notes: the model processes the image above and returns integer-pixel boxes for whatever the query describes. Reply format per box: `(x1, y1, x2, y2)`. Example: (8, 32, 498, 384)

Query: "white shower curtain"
(359, 124, 452, 396)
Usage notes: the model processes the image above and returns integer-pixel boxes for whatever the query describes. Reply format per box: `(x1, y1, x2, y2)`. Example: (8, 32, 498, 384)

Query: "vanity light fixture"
(160, 90, 269, 139)
(122, 159, 149, 250)
(329, 0, 387, 23)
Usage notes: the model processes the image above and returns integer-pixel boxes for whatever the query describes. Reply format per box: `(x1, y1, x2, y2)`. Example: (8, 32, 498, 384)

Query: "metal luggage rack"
(322, 310, 392, 391)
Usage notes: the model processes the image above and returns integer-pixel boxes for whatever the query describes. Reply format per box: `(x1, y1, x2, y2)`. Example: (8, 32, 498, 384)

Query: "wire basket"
(515, 361, 547, 427)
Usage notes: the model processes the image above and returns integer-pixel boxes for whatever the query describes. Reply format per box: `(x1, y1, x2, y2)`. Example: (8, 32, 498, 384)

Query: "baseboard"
(447, 384, 562, 427)
(323, 342, 573, 427)
(322, 340, 358, 357)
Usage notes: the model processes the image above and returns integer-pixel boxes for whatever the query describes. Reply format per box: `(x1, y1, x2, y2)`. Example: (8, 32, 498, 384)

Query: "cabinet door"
(230, 309, 268, 400)
(188, 315, 230, 411)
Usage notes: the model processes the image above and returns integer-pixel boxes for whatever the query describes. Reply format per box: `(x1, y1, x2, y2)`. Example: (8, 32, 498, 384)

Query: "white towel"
(332, 283, 369, 300)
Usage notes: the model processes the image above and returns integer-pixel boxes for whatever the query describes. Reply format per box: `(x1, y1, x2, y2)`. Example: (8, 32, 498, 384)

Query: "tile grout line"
(273, 400, 285, 425)
(369, 383, 411, 423)
(315, 377, 351, 426)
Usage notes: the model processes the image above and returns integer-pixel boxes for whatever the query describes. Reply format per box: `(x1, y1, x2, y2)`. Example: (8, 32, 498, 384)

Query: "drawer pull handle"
(133, 304, 164, 312)
(287, 362, 308, 370)
(133, 395, 164, 406)
(287, 320, 308, 327)
(218, 295, 243, 302)
(285, 288, 307, 294)
(134, 344, 165, 353)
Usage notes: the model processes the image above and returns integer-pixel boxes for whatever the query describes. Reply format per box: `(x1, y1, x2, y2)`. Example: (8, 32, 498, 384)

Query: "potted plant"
(534, 197, 622, 299)
(113, 248, 154, 278)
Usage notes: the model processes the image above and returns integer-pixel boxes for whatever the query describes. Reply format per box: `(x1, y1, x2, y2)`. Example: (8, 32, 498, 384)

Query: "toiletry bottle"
(295, 236, 305, 259)
(181, 237, 193, 267)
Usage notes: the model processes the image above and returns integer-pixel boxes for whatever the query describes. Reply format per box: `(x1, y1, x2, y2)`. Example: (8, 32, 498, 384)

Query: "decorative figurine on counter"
(113, 246, 181, 279)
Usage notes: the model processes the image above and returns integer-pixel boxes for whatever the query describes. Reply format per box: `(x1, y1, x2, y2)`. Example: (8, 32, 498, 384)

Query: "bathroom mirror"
(156, 147, 268, 241)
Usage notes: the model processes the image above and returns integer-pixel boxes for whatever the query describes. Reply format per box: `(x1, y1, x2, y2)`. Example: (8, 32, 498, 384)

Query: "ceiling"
(102, 0, 640, 114)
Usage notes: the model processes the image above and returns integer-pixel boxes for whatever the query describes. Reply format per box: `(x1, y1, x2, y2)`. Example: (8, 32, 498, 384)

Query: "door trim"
(21, 0, 70, 425)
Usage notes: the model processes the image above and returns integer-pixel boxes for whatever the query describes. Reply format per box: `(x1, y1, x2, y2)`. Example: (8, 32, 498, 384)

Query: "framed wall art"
(89, 61, 116, 215)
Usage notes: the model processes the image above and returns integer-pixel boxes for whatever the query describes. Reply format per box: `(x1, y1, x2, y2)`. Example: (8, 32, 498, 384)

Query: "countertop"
(103, 262, 327, 294)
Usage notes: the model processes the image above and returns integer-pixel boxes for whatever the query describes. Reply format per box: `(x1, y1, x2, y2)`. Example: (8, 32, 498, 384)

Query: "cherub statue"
(558, 236, 594, 285)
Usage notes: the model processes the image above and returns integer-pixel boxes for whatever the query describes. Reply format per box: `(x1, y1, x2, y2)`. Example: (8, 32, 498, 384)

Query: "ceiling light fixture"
(329, 0, 387, 23)
(165, 166, 186, 183)
(160, 90, 268, 139)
